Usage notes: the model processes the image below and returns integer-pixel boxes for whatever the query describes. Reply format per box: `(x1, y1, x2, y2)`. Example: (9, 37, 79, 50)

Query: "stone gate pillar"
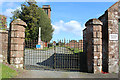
(85, 18, 103, 73)
(9, 18, 27, 68)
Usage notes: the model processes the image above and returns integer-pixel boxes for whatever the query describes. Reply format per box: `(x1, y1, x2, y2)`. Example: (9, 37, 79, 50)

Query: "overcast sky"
(0, 2, 116, 41)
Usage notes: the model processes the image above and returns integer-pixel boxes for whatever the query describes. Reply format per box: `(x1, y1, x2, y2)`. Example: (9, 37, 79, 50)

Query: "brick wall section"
(0, 30, 8, 63)
(65, 40, 83, 50)
(85, 19, 103, 73)
(48, 7, 51, 19)
(9, 18, 27, 68)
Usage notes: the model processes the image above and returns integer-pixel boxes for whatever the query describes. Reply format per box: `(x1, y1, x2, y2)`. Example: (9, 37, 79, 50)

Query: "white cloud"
(2, 6, 21, 17)
(3, 8, 15, 17)
(52, 20, 85, 37)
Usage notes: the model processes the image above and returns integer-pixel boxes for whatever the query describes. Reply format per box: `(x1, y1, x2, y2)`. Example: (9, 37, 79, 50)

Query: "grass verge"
(25, 46, 54, 51)
(2, 64, 18, 78)
(66, 47, 83, 53)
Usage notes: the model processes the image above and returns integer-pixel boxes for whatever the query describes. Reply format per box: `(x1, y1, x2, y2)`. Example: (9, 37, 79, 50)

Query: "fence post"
(85, 18, 103, 73)
(9, 18, 27, 69)
(53, 41, 56, 69)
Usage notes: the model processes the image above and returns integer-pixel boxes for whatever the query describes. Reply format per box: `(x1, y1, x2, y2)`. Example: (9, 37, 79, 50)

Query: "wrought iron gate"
(24, 40, 83, 71)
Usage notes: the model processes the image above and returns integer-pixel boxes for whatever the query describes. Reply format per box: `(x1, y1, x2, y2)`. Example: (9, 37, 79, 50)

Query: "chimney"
(42, 5, 51, 19)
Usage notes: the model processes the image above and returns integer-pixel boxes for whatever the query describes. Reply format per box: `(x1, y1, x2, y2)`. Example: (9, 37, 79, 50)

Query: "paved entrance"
(16, 70, 118, 78)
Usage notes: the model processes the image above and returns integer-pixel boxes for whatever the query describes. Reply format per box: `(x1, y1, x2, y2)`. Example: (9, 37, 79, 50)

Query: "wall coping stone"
(85, 18, 103, 26)
(0, 30, 8, 33)
(11, 18, 27, 27)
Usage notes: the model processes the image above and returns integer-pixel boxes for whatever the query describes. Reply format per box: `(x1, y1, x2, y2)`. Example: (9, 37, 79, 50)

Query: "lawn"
(66, 47, 83, 53)
(42, 46, 54, 50)
(73, 48, 83, 53)
(1, 64, 18, 78)
(25, 46, 54, 51)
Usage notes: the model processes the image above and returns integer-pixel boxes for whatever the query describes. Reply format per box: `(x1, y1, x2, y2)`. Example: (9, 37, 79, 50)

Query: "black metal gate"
(24, 40, 83, 71)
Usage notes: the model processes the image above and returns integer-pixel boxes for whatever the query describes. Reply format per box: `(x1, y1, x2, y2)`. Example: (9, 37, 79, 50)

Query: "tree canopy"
(11, 1, 54, 42)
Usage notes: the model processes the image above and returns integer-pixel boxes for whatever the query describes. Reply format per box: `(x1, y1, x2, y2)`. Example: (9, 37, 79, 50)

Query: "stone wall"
(119, 0, 120, 60)
(107, 2, 119, 73)
(9, 18, 27, 68)
(99, 2, 119, 73)
(0, 30, 8, 63)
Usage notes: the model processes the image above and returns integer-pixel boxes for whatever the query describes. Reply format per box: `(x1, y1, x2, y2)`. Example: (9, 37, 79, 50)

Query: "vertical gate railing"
(53, 40, 83, 71)
(24, 39, 83, 71)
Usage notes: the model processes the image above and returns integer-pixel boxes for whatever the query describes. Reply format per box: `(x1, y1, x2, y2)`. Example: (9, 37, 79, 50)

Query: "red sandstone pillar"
(10, 18, 27, 68)
(85, 18, 103, 73)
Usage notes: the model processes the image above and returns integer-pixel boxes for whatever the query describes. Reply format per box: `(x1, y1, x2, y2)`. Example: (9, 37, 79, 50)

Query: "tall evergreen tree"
(11, 0, 54, 42)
